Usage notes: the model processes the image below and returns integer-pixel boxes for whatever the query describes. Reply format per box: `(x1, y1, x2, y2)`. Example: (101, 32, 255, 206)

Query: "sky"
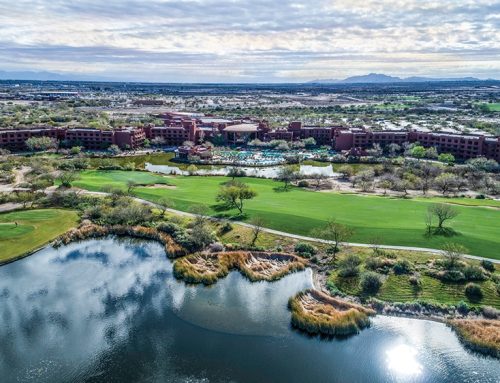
(0, 0, 499, 82)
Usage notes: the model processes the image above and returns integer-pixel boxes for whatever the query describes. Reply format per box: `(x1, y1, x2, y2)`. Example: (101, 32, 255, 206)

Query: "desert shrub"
(294, 242, 317, 258)
(440, 269, 466, 282)
(157, 222, 184, 236)
(359, 271, 383, 295)
(463, 265, 487, 281)
(297, 180, 309, 187)
(409, 275, 421, 287)
(338, 255, 362, 277)
(326, 280, 344, 296)
(456, 300, 470, 315)
(208, 242, 224, 253)
(393, 259, 412, 275)
(465, 283, 483, 300)
(365, 256, 394, 273)
(481, 306, 499, 319)
(218, 221, 233, 235)
(480, 259, 495, 272)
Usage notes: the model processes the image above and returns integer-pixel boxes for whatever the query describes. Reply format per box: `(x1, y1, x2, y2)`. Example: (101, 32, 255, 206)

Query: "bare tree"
(314, 219, 354, 260)
(310, 173, 327, 189)
(126, 180, 138, 194)
(428, 203, 459, 231)
(249, 216, 265, 247)
(156, 197, 173, 217)
(424, 210, 433, 236)
(442, 242, 466, 270)
(277, 166, 298, 190)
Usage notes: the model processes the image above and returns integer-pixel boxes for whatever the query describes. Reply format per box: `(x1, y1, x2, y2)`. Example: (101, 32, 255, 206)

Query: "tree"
(417, 162, 440, 195)
(438, 153, 455, 165)
(428, 203, 459, 231)
(442, 242, 466, 270)
(216, 181, 257, 214)
(425, 146, 438, 159)
(25, 136, 58, 152)
(434, 173, 458, 195)
(156, 197, 173, 217)
(126, 180, 138, 194)
(277, 166, 298, 190)
(309, 173, 327, 189)
(314, 219, 354, 259)
(366, 143, 383, 158)
(57, 170, 80, 188)
(410, 145, 426, 159)
(377, 179, 392, 195)
(108, 144, 121, 156)
(70, 146, 82, 155)
(186, 164, 198, 175)
(249, 216, 265, 247)
(337, 165, 354, 180)
(387, 143, 401, 157)
(227, 167, 246, 180)
(151, 137, 166, 147)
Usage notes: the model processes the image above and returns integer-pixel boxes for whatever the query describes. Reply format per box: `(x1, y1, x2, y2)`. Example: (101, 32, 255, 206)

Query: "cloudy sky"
(0, 0, 498, 82)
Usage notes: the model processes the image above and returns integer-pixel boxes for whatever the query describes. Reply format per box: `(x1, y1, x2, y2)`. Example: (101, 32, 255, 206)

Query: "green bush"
(464, 283, 483, 301)
(338, 255, 361, 277)
(294, 242, 317, 258)
(456, 300, 470, 315)
(359, 271, 383, 295)
(480, 259, 495, 272)
(463, 265, 486, 281)
(297, 180, 309, 187)
(393, 259, 412, 275)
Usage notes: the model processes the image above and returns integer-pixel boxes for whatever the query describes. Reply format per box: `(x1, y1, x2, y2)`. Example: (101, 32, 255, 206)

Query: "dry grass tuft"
(173, 251, 307, 285)
(288, 289, 375, 336)
(448, 319, 500, 358)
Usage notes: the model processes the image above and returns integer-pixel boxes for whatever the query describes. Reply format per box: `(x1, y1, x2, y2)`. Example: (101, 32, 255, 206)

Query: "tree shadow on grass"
(424, 227, 461, 238)
(273, 186, 291, 193)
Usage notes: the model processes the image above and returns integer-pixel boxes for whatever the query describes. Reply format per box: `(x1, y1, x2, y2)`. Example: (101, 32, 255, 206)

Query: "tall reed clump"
(173, 251, 307, 285)
(448, 319, 500, 358)
(288, 289, 375, 336)
(56, 223, 186, 258)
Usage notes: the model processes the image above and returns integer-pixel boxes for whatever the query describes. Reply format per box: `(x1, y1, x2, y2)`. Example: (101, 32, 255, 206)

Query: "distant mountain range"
(0, 69, 496, 84)
(308, 73, 495, 84)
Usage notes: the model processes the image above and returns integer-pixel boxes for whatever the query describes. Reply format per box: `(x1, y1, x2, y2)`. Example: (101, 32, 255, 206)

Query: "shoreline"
(3, 227, 499, 359)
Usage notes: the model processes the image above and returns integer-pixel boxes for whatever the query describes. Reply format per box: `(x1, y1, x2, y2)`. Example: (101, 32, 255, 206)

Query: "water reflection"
(145, 162, 339, 178)
(0, 238, 498, 383)
(386, 344, 423, 378)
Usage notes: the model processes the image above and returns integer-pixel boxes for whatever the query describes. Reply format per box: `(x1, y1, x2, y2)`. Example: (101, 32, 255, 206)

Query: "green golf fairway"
(75, 171, 500, 260)
(0, 209, 79, 263)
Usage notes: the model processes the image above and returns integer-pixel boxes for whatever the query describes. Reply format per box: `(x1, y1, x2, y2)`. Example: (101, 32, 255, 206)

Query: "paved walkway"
(79, 190, 500, 264)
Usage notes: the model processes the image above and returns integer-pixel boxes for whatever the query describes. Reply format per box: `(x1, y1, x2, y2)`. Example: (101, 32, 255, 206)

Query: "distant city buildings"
(0, 110, 499, 162)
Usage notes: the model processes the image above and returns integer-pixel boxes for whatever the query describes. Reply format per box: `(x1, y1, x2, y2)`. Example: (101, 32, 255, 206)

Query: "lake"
(0, 238, 498, 382)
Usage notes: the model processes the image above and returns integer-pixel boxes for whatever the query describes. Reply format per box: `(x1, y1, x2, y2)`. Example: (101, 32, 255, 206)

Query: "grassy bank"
(288, 289, 375, 336)
(74, 171, 500, 259)
(0, 209, 79, 263)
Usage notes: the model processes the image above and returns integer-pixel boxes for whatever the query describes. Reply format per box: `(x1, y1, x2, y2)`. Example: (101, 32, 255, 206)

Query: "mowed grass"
(75, 171, 500, 259)
(71, 170, 171, 191)
(0, 209, 79, 263)
(479, 103, 500, 112)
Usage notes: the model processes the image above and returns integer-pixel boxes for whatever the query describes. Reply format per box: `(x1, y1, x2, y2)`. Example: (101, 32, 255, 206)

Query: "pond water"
(0, 238, 498, 383)
(146, 163, 339, 178)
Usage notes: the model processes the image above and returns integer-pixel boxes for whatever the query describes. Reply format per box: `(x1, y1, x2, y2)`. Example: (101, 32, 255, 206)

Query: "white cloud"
(0, 0, 498, 81)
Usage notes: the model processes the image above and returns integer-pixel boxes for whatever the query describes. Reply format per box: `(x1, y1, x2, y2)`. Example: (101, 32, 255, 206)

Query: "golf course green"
(73, 170, 500, 260)
(0, 209, 79, 263)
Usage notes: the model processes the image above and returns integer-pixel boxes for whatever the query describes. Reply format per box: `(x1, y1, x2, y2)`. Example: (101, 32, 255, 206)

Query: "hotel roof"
(223, 123, 259, 132)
